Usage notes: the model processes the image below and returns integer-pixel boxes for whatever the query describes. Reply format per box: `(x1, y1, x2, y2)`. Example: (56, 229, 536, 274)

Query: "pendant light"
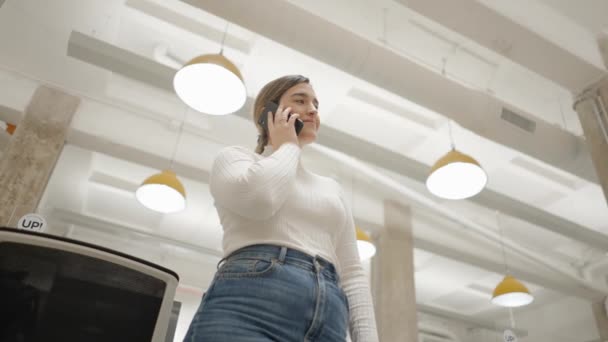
(356, 227, 376, 261)
(173, 22, 246, 115)
(136, 108, 188, 213)
(426, 120, 487, 200)
(136, 170, 186, 213)
(491, 212, 534, 307)
(492, 275, 533, 307)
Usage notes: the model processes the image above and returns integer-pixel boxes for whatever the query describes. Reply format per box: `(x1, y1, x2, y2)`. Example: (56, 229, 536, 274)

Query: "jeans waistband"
(220, 244, 339, 281)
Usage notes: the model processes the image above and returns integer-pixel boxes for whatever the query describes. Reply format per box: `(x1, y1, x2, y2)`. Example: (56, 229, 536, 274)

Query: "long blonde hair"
(253, 75, 310, 154)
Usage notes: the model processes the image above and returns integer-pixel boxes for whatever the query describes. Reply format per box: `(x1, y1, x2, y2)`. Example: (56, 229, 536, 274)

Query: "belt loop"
(313, 256, 322, 273)
(216, 256, 226, 270)
(278, 246, 287, 263)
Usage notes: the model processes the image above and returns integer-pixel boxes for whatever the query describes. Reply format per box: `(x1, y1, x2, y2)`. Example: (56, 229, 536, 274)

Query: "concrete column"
(0, 128, 10, 156)
(592, 302, 608, 341)
(592, 300, 608, 340)
(574, 78, 608, 204)
(371, 200, 418, 342)
(0, 86, 80, 226)
(598, 33, 608, 69)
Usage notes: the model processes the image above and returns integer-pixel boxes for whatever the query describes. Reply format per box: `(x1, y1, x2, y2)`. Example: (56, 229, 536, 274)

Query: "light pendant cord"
(509, 307, 516, 328)
(496, 211, 510, 274)
(349, 171, 355, 211)
(353, 174, 358, 215)
(557, 94, 568, 131)
(169, 106, 189, 171)
(485, 63, 500, 95)
(219, 21, 229, 55)
(443, 58, 456, 150)
(447, 120, 455, 150)
(381, 8, 388, 42)
(441, 45, 459, 79)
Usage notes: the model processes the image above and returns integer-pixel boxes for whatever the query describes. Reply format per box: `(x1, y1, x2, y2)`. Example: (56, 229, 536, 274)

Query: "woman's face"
(278, 82, 320, 146)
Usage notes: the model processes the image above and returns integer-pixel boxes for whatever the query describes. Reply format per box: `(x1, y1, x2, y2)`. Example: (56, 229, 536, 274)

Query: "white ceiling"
(532, 0, 608, 36)
(1, 0, 607, 341)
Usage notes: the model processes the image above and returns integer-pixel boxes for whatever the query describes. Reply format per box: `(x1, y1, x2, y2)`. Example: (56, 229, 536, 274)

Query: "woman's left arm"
(335, 187, 379, 342)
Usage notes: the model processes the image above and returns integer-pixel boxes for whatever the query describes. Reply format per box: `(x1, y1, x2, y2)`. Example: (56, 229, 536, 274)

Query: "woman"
(184, 75, 378, 342)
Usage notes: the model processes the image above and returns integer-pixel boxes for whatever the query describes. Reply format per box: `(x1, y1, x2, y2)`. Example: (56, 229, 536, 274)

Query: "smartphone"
(257, 101, 304, 136)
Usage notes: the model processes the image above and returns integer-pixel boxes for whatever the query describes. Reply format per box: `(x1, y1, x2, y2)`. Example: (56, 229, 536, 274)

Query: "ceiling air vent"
(501, 107, 536, 133)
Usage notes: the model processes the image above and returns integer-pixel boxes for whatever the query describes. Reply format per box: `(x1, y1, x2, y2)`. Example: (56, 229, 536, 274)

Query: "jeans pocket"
(217, 257, 277, 279)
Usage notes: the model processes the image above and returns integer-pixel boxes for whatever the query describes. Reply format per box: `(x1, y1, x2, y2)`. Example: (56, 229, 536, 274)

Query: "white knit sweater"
(209, 142, 379, 342)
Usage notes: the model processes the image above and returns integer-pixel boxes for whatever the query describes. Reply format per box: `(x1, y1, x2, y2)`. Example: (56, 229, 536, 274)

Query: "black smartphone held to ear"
(257, 101, 304, 136)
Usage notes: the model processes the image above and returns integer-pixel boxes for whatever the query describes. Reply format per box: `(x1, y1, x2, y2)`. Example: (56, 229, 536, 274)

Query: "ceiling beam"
(398, 0, 606, 93)
(414, 236, 601, 301)
(50, 207, 223, 258)
(67, 129, 210, 183)
(67, 31, 175, 92)
(179, 0, 599, 185)
(357, 219, 604, 301)
(64, 31, 608, 254)
(418, 304, 527, 337)
(125, 0, 251, 55)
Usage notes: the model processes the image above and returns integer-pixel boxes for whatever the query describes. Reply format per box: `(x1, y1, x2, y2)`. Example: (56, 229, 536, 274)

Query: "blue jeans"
(184, 244, 349, 341)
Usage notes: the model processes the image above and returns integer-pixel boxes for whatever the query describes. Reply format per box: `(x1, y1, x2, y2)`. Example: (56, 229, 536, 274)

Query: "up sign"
(17, 213, 47, 233)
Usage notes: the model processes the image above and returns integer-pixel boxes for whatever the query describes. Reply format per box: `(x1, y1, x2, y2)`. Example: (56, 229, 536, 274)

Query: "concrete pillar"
(0, 86, 80, 226)
(598, 33, 608, 69)
(574, 78, 608, 205)
(0, 128, 10, 155)
(592, 300, 608, 341)
(371, 200, 418, 342)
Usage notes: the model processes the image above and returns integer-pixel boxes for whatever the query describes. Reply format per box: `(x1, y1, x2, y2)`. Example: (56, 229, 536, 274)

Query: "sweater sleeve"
(335, 187, 379, 342)
(209, 143, 301, 220)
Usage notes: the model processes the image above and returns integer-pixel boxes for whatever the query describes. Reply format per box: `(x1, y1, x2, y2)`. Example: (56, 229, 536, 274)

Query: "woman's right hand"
(268, 106, 300, 151)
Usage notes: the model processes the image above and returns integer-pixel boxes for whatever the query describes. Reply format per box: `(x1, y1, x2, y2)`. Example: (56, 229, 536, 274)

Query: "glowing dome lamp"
(426, 149, 487, 200)
(173, 53, 246, 115)
(492, 275, 534, 307)
(136, 170, 186, 214)
(356, 227, 376, 261)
